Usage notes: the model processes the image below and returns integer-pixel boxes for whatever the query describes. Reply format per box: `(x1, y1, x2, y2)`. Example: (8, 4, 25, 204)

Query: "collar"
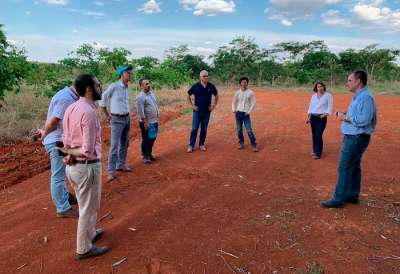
(78, 97, 96, 108)
(353, 87, 368, 99)
(68, 86, 79, 99)
(119, 80, 128, 88)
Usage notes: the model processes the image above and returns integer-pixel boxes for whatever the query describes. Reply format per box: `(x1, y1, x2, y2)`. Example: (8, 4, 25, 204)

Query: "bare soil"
(0, 90, 399, 274)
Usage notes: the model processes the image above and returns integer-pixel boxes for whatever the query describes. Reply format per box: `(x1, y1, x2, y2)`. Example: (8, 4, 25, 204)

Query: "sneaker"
(252, 146, 259, 152)
(76, 245, 110, 260)
(57, 208, 79, 218)
(143, 158, 151, 165)
(237, 144, 244, 150)
(116, 167, 133, 172)
(68, 192, 78, 205)
(187, 146, 193, 153)
(312, 155, 321, 159)
(199, 145, 206, 151)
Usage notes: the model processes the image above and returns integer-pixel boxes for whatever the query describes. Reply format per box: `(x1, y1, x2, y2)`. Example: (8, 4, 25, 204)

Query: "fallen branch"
(16, 263, 27, 270)
(216, 254, 236, 274)
(98, 211, 112, 223)
(112, 257, 127, 267)
(219, 249, 239, 259)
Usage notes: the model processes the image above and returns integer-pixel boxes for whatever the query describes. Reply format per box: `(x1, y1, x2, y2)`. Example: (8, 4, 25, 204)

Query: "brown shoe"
(187, 146, 193, 153)
(116, 167, 133, 172)
(252, 146, 259, 152)
(76, 245, 110, 260)
(57, 208, 79, 218)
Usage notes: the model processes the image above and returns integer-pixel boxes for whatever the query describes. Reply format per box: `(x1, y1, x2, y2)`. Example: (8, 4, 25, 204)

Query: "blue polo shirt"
(188, 82, 218, 113)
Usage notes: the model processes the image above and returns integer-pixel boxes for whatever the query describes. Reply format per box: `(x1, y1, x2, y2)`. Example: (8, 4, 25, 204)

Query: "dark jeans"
(189, 111, 210, 148)
(332, 134, 371, 203)
(140, 122, 158, 159)
(310, 115, 327, 157)
(235, 111, 256, 146)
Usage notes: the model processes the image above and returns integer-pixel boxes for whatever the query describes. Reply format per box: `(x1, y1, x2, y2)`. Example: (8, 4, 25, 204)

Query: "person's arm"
(136, 95, 148, 129)
(210, 86, 219, 111)
(99, 84, 114, 123)
(80, 111, 98, 158)
(232, 91, 238, 113)
(345, 96, 375, 126)
(320, 93, 333, 118)
(306, 96, 313, 123)
(37, 116, 60, 140)
(187, 86, 198, 111)
(247, 91, 256, 115)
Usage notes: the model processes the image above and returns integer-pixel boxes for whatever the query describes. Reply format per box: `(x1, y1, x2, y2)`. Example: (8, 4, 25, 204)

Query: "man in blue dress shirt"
(99, 65, 133, 182)
(322, 70, 377, 208)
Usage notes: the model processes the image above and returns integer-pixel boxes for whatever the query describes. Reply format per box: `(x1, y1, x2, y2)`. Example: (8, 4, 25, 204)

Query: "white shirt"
(99, 81, 130, 115)
(232, 89, 256, 114)
(307, 92, 333, 115)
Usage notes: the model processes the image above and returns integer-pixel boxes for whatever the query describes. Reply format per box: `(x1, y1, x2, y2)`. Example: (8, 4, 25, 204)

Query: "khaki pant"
(66, 162, 102, 254)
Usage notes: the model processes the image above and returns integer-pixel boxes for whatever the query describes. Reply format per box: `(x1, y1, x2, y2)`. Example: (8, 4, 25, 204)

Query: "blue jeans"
(140, 122, 158, 159)
(189, 111, 210, 148)
(310, 115, 327, 157)
(44, 142, 71, 213)
(108, 115, 130, 175)
(235, 111, 257, 146)
(332, 134, 371, 202)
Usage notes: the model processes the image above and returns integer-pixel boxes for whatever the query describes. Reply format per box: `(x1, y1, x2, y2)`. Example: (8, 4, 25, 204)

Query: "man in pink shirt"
(58, 74, 110, 260)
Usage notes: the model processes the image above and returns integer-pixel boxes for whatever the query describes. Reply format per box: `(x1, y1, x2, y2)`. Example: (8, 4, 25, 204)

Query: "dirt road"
(1, 90, 399, 274)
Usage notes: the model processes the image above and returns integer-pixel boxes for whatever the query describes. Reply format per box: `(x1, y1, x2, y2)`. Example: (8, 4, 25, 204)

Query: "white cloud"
(68, 8, 105, 17)
(322, 9, 352, 27)
(42, 0, 68, 5)
(94, 1, 104, 6)
(267, 0, 341, 26)
(180, 0, 235, 16)
(352, 2, 400, 32)
(25, 11, 32, 15)
(138, 0, 161, 14)
(93, 41, 107, 49)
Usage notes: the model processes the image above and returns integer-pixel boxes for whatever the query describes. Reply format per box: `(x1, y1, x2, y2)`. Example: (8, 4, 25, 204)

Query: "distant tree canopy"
(1, 25, 400, 98)
(0, 24, 30, 98)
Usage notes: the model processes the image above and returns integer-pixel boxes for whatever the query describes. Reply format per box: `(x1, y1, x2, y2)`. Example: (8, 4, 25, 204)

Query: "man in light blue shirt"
(99, 65, 133, 181)
(322, 70, 377, 208)
(37, 86, 79, 218)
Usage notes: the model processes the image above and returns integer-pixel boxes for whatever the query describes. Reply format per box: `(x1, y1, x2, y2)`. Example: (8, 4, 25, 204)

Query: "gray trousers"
(108, 115, 130, 175)
(66, 162, 101, 254)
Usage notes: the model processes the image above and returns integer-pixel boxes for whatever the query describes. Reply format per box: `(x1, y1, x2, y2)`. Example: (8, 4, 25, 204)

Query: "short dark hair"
(352, 70, 368, 86)
(74, 74, 95, 97)
(313, 81, 327, 92)
(239, 77, 249, 84)
(138, 78, 149, 86)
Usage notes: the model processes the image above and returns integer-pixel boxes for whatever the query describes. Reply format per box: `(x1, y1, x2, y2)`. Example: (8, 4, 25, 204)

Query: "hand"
(104, 114, 111, 124)
(62, 154, 76, 165)
(144, 122, 149, 130)
(319, 114, 327, 118)
(193, 106, 199, 112)
(336, 112, 347, 121)
(209, 105, 215, 112)
(34, 129, 45, 140)
(306, 119, 310, 124)
(232, 110, 236, 113)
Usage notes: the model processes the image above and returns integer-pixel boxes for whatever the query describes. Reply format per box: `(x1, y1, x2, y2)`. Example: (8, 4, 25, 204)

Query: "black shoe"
(76, 245, 110, 260)
(68, 192, 78, 205)
(57, 207, 79, 218)
(92, 228, 104, 243)
(345, 197, 359, 204)
(321, 199, 345, 208)
(149, 155, 156, 161)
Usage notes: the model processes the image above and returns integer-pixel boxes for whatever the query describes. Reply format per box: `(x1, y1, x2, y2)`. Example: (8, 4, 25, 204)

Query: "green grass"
(298, 261, 324, 274)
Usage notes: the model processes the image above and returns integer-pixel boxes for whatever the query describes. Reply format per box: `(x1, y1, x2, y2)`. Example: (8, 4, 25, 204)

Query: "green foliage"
(0, 25, 30, 99)
(298, 261, 324, 274)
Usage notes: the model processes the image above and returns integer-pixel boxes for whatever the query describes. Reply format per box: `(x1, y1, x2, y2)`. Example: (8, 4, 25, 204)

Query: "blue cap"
(115, 65, 133, 77)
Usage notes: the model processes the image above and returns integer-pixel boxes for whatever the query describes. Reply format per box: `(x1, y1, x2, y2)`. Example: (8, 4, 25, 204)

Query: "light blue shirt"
(136, 90, 159, 124)
(99, 80, 130, 115)
(43, 86, 79, 145)
(341, 87, 377, 135)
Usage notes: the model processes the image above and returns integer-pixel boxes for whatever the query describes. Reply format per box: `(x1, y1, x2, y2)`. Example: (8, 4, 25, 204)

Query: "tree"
(0, 25, 30, 99)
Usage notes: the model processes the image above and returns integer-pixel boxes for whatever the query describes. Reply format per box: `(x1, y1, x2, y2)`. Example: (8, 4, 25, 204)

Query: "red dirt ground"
(0, 90, 399, 274)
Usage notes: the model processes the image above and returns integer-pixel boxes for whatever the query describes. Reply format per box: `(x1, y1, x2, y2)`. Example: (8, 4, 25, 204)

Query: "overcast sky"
(1, 0, 399, 62)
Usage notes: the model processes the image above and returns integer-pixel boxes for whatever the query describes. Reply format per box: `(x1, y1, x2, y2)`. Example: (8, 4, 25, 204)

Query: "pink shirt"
(62, 97, 101, 160)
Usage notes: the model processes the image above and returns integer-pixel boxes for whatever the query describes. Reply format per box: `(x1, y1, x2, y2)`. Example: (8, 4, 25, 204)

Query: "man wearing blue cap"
(99, 65, 133, 182)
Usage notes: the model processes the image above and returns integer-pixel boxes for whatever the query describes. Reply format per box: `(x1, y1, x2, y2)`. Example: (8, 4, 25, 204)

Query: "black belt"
(75, 159, 101, 164)
(111, 113, 129, 117)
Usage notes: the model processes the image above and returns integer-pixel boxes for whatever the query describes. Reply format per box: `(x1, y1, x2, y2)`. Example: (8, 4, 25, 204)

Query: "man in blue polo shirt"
(187, 70, 219, 153)
(322, 70, 377, 208)
(37, 85, 79, 218)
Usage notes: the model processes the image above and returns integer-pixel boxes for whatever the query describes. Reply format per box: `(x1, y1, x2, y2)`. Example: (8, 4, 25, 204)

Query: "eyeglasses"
(201, 75, 208, 78)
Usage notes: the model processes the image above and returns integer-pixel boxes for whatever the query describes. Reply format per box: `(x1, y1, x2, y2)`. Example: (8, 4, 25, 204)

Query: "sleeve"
(350, 96, 376, 127)
(187, 84, 195, 95)
(247, 91, 256, 114)
(81, 111, 97, 157)
(307, 95, 313, 114)
(62, 107, 71, 148)
(326, 93, 333, 115)
(51, 98, 70, 119)
(212, 84, 218, 95)
(232, 91, 238, 112)
(136, 95, 146, 121)
(98, 83, 114, 107)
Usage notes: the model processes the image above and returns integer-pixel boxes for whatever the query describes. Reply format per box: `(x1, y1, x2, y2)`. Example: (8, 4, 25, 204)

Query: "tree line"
(1, 24, 400, 99)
